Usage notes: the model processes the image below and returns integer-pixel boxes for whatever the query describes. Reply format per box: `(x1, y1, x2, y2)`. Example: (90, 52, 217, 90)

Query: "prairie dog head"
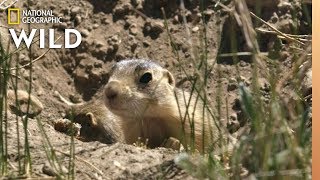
(103, 59, 176, 119)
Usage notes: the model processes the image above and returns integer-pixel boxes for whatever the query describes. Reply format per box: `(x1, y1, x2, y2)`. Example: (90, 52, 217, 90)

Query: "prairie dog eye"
(139, 72, 152, 84)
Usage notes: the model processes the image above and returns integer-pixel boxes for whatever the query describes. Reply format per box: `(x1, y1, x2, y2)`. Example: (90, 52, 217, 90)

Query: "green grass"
(0, 26, 73, 180)
(0, 0, 312, 179)
(169, 0, 312, 179)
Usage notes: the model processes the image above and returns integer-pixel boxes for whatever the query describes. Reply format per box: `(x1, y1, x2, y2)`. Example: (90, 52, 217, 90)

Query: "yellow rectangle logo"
(8, 8, 20, 25)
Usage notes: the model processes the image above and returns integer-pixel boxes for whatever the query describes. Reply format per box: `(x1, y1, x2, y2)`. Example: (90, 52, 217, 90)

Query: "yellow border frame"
(8, 8, 20, 25)
(313, 0, 319, 179)
(312, 0, 320, 179)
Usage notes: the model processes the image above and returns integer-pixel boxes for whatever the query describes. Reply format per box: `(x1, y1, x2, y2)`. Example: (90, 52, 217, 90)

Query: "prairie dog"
(55, 91, 123, 144)
(103, 59, 227, 152)
(63, 98, 123, 144)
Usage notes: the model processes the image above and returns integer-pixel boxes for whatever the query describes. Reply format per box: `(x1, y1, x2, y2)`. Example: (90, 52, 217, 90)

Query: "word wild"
(9, 29, 82, 49)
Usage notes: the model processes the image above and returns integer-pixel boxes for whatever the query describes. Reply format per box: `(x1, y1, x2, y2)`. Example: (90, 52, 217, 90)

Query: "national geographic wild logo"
(8, 8, 62, 24)
(4, 1, 82, 49)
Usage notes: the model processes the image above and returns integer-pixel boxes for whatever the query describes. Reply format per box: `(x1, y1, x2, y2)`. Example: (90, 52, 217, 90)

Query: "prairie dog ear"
(164, 70, 175, 86)
(86, 112, 98, 126)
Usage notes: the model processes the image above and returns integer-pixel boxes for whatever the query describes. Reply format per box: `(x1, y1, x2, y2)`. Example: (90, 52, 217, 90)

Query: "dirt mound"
(0, 0, 311, 179)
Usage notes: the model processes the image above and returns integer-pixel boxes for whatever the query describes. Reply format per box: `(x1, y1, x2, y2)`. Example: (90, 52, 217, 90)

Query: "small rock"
(7, 90, 43, 118)
(42, 163, 57, 176)
(181, 44, 189, 53)
(93, 23, 99, 29)
(70, 94, 82, 103)
(113, 3, 131, 17)
(19, 53, 30, 65)
(152, 21, 164, 33)
(70, 6, 81, 16)
(80, 29, 90, 38)
(74, 15, 82, 25)
(53, 118, 81, 136)
(129, 24, 138, 35)
(173, 15, 180, 24)
(204, 9, 214, 16)
(143, 41, 150, 47)
(42, 162, 68, 177)
(227, 114, 240, 133)
(240, 76, 250, 86)
(102, 18, 110, 25)
(302, 69, 312, 96)
(111, 35, 119, 43)
(192, 26, 199, 33)
(239, 60, 248, 67)
(228, 78, 238, 91)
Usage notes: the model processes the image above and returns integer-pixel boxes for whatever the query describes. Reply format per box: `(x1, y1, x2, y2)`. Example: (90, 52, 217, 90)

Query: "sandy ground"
(0, 0, 311, 179)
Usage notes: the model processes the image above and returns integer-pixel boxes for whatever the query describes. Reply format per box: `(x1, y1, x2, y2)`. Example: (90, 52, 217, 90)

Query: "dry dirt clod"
(192, 26, 199, 33)
(102, 17, 111, 25)
(228, 78, 238, 91)
(7, 90, 43, 118)
(1, 0, 310, 178)
(80, 29, 90, 38)
(93, 23, 99, 29)
(129, 24, 138, 35)
(302, 68, 312, 96)
(70, 6, 81, 16)
(42, 162, 68, 177)
(74, 15, 82, 25)
(113, 3, 131, 18)
(53, 118, 81, 136)
(227, 113, 240, 133)
(161, 137, 181, 151)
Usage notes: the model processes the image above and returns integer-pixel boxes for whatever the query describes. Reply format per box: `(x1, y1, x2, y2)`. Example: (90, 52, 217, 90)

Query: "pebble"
(239, 60, 248, 67)
(74, 15, 82, 25)
(19, 53, 29, 64)
(228, 78, 238, 91)
(173, 15, 180, 24)
(70, 6, 81, 16)
(111, 35, 119, 42)
(227, 114, 240, 133)
(95, 40, 105, 48)
(192, 26, 199, 33)
(7, 90, 43, 118)
(302, 69, 312, 96)
(143, 41, 150, 47)
(129, 24, 138, 35)
(152, 21, 164, 33)
(102, 18, 111, 25)
(80, 29, 90, 37)
(93, 23, 99, 29)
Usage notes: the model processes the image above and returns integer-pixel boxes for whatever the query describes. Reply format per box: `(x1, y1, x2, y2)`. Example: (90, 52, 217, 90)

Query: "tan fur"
(63, 98, 123, 144)
(103, 59, 228, 152)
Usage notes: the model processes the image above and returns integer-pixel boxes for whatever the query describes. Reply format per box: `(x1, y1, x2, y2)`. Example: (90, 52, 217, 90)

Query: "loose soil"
(0, 0, 311, 179)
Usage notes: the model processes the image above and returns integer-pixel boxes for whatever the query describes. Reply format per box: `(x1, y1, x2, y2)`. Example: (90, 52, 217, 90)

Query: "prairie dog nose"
(104, 81, 121, 100)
